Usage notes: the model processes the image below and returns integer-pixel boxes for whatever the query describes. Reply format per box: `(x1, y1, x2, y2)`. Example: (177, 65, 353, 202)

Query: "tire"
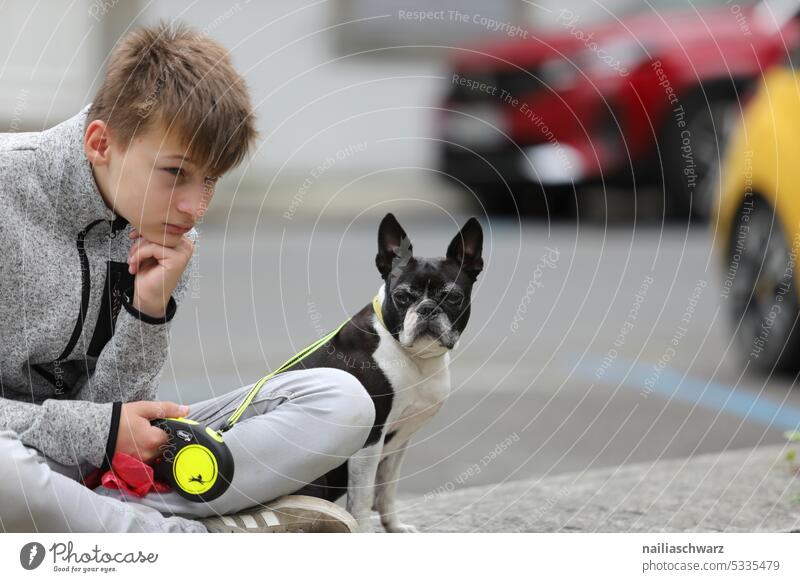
(726, 199, 800, 373)
(660, 90, 737, 222)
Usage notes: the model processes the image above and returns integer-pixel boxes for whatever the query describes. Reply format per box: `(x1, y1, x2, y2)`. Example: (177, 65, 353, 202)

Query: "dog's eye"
(445, 292, 463, 305)
(393, 291, 412, 306)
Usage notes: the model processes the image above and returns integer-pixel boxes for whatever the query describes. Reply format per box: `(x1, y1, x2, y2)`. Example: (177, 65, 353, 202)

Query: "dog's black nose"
(417, 301, 437, 319)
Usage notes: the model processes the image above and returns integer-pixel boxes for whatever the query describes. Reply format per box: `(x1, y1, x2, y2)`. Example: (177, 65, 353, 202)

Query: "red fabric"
(96, 452, 172, 497)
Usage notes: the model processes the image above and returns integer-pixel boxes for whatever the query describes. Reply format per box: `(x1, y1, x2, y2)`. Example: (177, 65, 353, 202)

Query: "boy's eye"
(164, 167, 186, 178)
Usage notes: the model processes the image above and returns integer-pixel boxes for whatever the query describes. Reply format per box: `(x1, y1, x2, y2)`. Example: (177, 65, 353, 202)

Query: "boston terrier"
(289, 213, 484, 532)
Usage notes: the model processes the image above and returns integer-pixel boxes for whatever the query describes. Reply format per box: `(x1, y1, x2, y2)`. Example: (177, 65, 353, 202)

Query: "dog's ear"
(376, 213, 414, 281)
(446, 217, 483, 281)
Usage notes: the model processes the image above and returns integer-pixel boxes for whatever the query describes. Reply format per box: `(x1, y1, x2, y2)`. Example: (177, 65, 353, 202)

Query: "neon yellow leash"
(217, 295, 384, 434)
(372, 294, 386, 328)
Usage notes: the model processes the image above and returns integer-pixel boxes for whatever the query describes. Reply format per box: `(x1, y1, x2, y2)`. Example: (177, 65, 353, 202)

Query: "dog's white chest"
(386, 366, 450, 434)
(372, 324, 451, 438)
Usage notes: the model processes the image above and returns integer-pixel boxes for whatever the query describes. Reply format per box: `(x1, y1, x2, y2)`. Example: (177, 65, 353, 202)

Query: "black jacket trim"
(120, 287, 177, 325)
(86, 261, 135, 357)
(99, 401, 122, 473)
(30, 362, 73, 397)
(58, 219, 105, 362)
(109, 214, 128, 238)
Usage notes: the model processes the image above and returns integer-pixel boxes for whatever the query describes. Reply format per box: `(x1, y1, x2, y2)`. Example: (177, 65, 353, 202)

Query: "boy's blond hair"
(87, 21, 257, 177)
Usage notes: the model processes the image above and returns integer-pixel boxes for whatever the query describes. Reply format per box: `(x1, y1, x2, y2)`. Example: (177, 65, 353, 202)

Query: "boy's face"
(86, 120, 217, 246)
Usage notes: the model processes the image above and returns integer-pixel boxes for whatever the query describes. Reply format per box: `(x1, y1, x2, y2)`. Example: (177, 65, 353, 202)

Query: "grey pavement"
(384, 443, 800, 532)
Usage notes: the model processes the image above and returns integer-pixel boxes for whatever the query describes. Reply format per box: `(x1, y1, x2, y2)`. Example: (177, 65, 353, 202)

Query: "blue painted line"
(572, 353, 800, 432)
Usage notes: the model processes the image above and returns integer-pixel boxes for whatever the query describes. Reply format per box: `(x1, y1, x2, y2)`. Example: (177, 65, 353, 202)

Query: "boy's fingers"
(137, 401, 163, 419)
(129, 249, 158, 276)
(139, 400, 190, 419)
(163, 401, 190, 418)
(127, 238, 142, 260)
(134, 240, 183, 262)
(129, 242, 171, 273)
(127, 236, 191, 275)
(128, 235, 191, 260)
(149, 426, 170, 447)
(127, 239, 145, 272)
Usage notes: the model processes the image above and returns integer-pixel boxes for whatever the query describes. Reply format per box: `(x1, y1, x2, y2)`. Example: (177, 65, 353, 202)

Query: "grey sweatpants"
(0, 367, 375, 533)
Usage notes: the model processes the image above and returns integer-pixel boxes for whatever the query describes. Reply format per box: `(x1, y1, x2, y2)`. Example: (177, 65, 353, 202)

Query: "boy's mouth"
(164, 223, 192, 234)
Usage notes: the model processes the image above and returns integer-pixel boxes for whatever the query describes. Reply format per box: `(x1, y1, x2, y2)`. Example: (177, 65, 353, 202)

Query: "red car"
(437, 1, 800, 219)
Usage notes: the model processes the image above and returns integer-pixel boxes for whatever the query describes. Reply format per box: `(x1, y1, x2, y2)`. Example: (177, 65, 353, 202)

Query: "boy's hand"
(127, 229, 194, 318)
(116, 401, 191, 464)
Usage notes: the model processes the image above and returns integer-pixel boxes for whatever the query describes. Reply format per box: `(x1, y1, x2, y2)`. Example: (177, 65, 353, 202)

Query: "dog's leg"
(373, 438, 418, 533)
(346, 440, 383, 533)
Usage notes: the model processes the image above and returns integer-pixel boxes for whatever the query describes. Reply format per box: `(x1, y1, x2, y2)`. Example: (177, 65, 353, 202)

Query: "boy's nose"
(175, 181, 214, 222)
(176, 200, 198, 220)
(176, 198, 206, 222)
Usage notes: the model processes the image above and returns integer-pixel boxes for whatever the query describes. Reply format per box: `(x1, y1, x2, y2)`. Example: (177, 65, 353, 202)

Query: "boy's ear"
(84, 119, 112, 166)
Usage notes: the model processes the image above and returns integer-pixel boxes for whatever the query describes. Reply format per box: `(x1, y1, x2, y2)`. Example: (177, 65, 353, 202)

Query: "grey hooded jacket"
(0, 105, 195, 474)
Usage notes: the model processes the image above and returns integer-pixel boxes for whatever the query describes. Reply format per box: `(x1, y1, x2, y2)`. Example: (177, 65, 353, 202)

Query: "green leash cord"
(216, 312, 359, 434)
(218, 294, 386, 433)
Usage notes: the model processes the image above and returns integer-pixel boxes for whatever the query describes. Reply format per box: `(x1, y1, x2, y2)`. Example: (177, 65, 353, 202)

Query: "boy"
(0, 22, 375, 533)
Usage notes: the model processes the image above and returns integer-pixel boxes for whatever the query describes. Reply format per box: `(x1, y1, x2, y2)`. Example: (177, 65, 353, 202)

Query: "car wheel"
(661, 92, 736, 222)
(685, 99, 734, 221)
(727, 199, 800, 373)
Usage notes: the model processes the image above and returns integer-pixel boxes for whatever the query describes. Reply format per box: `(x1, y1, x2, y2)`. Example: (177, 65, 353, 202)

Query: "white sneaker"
(199, 495, 359, 533)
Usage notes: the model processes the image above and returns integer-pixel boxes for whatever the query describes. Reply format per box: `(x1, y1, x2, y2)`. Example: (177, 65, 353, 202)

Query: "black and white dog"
(290, 213, 483, 532)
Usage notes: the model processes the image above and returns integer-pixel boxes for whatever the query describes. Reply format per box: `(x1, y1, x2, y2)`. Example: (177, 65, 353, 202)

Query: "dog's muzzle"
(408, 300, 459, 349)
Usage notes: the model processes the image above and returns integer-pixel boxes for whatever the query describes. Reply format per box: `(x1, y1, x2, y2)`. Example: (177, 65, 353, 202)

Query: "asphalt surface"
(158, 210, 800, 498)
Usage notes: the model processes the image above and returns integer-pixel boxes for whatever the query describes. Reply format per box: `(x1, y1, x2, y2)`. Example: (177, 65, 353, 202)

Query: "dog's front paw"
(354, 517, 375, 533)
(383, 522, 419, 533)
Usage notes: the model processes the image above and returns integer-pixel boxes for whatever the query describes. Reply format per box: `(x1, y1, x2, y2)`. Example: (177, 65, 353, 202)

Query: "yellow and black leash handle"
(149, 300, 374, 502)
(150, 417, 234, 503)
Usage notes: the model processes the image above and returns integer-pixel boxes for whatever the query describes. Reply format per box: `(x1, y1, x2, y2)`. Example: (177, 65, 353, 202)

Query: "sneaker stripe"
(259, 509, 281, 527)
(241, 514, 258, 529)
(221, 515, 238, 527)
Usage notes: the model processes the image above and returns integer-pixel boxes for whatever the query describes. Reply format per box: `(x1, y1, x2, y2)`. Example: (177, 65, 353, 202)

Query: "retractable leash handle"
(150, 308, 360, 503)
(150, 417, 234, 502)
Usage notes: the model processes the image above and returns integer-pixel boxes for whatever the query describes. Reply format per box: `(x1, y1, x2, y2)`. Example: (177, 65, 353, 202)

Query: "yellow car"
(714, 59, 800, 372)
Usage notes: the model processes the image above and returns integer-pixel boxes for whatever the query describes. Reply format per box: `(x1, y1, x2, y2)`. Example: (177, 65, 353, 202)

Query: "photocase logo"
(19, 542, 46, 570)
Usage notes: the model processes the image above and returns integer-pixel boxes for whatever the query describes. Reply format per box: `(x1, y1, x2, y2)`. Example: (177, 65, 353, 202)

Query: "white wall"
(140, 1, 446, 178)
(0, 0, 105, 128)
